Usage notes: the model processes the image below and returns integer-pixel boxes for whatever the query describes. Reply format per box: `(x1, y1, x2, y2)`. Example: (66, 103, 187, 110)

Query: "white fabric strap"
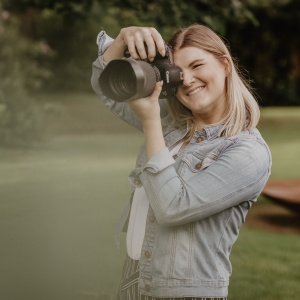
(127, 140, 184, 260)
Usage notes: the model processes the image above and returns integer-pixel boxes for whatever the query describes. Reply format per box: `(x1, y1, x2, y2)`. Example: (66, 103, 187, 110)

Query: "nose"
(182, 71, 195, 87)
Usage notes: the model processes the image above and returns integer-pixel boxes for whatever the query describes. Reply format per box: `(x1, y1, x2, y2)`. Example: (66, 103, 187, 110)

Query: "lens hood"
(99, 59, 157, 102)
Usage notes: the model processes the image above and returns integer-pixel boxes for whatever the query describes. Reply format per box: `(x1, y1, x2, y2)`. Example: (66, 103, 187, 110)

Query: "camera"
(98, 44, 183, 102)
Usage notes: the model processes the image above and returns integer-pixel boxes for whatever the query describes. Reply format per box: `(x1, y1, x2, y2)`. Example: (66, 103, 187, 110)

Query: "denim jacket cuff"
(143, 147, 175, 173)
(128, 148, 175, 188)
(96, 30, 114, 69)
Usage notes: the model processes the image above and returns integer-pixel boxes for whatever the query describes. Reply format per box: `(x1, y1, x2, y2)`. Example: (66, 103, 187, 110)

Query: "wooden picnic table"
(261, 179, 300, 213)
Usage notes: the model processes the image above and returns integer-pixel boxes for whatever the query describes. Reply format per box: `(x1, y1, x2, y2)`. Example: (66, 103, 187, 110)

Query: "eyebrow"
(188, 59, 205, 67)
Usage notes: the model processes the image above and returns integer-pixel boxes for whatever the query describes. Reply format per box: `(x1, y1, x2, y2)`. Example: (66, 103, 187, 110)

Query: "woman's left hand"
(128, 81, 163, 126)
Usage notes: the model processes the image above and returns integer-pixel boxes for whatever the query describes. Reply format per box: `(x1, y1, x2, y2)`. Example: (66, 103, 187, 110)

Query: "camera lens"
(108, 64, 136, 100)
(99, 59, 157, 102)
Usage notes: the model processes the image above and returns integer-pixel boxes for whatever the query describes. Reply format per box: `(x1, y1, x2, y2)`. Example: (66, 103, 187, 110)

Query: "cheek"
(208, 72, 226, 91)
(204, 64, 226, 84)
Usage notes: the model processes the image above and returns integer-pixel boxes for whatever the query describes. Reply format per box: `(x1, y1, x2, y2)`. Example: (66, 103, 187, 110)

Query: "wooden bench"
(261, 179, 300, 213)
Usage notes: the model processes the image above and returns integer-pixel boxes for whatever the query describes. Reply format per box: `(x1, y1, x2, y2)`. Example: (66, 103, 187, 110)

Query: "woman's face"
(173, 47, 228, 125)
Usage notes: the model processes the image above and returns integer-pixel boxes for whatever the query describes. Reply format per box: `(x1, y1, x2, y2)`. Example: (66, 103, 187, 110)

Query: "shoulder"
(227, 128, 270, 153)
(222, 128, 272, 171)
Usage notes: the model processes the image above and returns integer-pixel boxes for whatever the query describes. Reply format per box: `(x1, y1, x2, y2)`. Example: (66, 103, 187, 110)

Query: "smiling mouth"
(186, 86, 205, 96)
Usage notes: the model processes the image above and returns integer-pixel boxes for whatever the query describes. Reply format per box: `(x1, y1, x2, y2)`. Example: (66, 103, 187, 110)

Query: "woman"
(91, 25, 272, 300)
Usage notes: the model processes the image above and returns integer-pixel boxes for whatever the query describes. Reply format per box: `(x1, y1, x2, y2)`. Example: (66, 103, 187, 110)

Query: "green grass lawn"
(259, 106, 300, 179)
(1, 93, 300, 300)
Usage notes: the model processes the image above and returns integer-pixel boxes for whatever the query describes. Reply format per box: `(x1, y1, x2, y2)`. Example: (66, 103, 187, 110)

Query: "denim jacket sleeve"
(91, 31, 169, 131)
(138, 134, 271, 226)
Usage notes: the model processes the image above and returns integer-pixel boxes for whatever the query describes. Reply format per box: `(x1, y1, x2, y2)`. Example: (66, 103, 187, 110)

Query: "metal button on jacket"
(196, 137, 203, 143)
(195, 163, 202, 169)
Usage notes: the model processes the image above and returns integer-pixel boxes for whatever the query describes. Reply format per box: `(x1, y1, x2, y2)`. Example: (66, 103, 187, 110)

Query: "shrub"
(0, 7, 51, 147)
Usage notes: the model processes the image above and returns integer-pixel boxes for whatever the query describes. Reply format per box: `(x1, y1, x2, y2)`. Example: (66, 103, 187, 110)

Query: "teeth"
(187, 86, 204, 96)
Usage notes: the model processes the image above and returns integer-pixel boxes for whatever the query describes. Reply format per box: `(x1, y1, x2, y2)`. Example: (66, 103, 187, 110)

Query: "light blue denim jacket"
(91, 31, 272, 298)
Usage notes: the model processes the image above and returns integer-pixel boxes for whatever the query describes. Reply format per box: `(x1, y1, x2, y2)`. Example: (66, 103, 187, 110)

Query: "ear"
(220, 55, 231, 76)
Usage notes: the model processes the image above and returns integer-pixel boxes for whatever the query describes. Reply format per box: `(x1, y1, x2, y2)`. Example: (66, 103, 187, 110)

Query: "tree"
(226, 0, 300, 105)
(2, 0, 299, 105)
(97, 0, 300, 105)
(2, 0, 97, 91)
(0, 5, 51, 146)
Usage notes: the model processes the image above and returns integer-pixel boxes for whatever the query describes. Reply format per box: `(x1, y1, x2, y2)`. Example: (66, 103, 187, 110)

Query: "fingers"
(143, 28, 165, 61)
(127, 31, 146, 60)
(128, 81, 163, 121)
(121, 27, 165, 61)
(150, 80, 163, 99)
(150, 29, 166, 58)
(129, 81, 163, 108)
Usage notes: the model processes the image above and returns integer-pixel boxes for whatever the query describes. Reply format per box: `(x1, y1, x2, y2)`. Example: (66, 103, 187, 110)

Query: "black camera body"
(98, 44, 183, 102)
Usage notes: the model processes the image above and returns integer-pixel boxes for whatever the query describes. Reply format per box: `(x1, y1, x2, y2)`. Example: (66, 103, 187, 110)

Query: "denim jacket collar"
(163, 123, 224, 149)
(202, 124, 224, 140)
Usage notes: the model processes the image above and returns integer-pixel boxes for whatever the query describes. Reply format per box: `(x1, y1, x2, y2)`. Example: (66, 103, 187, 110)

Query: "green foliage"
(97, 0, 259, 38)
(2, 0, 94, 13)
(1, 0, 99, 91)
(0, 6, 51, 146)
(96, 0, 300, 105)
(226, 0, 300, 106)
(1, 0, 299, 105)
(33, 6, 100, 91)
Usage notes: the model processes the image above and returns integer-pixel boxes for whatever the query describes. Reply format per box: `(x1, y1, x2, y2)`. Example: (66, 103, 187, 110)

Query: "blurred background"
(0, 0, 299, 300)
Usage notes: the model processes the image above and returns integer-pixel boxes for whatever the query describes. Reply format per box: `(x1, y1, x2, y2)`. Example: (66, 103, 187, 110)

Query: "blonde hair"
(168, 24, 260, 138)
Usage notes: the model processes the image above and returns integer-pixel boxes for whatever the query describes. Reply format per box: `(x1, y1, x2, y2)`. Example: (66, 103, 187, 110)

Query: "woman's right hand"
(104, 27, 165, 62)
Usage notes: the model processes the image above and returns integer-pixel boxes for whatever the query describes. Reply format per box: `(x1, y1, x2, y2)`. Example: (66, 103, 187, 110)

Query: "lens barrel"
(99, 59, 158, 102)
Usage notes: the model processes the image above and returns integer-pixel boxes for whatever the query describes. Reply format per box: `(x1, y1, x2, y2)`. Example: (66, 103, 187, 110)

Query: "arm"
(135, 136, 271, 226)
(128, 81, 166, 160)
(91, 27, 169, 131)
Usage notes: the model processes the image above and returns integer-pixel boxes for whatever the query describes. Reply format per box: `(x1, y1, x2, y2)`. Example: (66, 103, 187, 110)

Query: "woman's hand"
(104, 27, 165, 62)
(128, 81, 163, 125)
(129, 81, 166, 160)
(119, 27, 165, 61)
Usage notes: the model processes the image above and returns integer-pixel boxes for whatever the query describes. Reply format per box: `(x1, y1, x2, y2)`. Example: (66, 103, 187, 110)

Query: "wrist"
(103, 34, 127, 62)
(142, 118, 165, 160)
(142, 116, 162, 130)
(114, 32, 127, 49)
